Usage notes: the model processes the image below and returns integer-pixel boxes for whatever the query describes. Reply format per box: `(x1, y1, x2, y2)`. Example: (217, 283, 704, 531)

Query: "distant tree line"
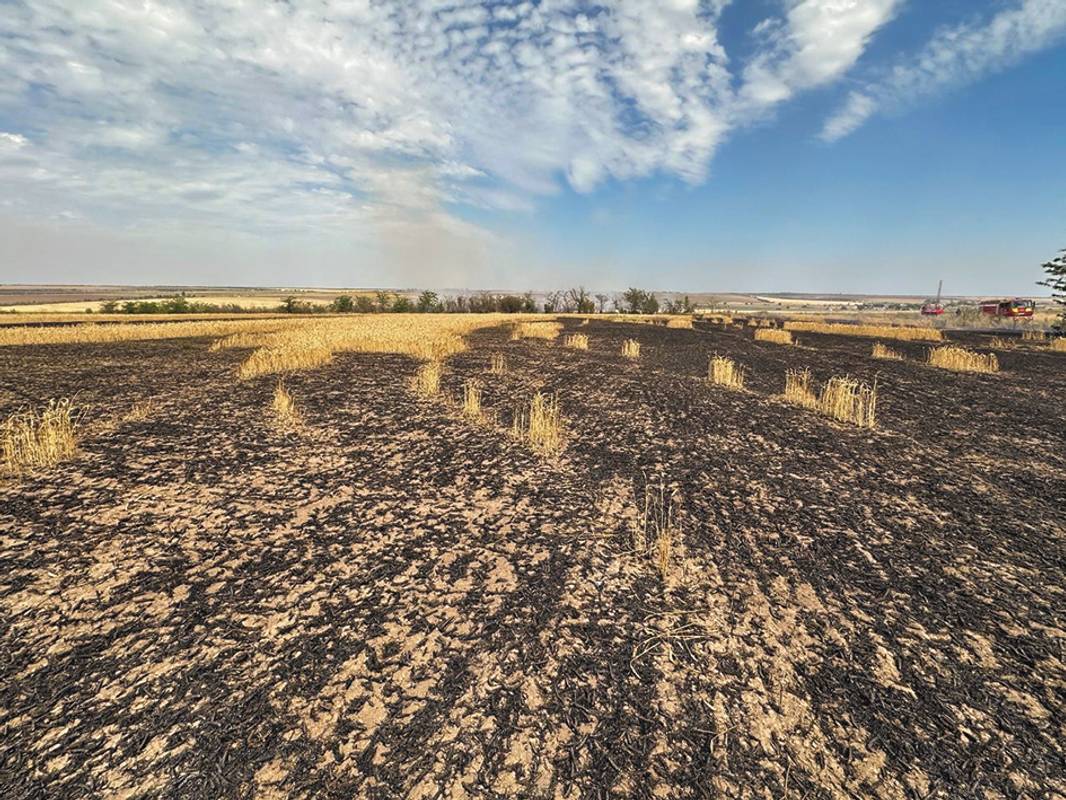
(96, 288, 695, 316)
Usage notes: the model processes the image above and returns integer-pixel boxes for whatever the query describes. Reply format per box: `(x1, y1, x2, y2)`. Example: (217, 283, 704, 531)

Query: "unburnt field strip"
(1, 317, 1064, 799)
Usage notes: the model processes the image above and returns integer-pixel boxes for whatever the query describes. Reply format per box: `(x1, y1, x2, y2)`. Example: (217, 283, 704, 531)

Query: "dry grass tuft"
(708, 355, 745, 390)
(785, 321, 942, 342)
(513, 392, 564, 455)
(490, 353, 506, 374)
(754, 328, 794, 345)
(641, 478, 681, 581)
(462, 380, 483, 419)
(872, 342, 904, 361)
(783, 368, 817, 409)
(272, 381, 300, 428)
(1052, 337, 1066, 353)
(928, 346, 999, 373)
(511, 320, 562, 341)
(564, 333, 589, 350)
(621, 339, 641, 358)
(123, 399, 157, 422)
(411, 361, 443, 398)
(988, 337, 1017, 350)
(666, 317, 693, 329)
(1021, 329, 1047, 342)
(818, 377, 878, 428)
(783, 369, 877, 427)
(2, 399, 77, 476)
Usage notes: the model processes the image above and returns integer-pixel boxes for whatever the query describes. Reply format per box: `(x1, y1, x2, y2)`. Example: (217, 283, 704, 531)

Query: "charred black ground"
(1, 319, 1064, 799)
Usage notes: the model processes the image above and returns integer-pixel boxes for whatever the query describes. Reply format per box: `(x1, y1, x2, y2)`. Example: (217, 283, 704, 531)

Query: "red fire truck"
(980, 298, 1035, 318)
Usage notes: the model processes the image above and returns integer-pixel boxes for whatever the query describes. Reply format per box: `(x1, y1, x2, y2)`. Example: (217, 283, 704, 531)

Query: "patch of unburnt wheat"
(2, 399, 77, 476)
(489, 353, 506, 374)
(783, 369, 877, 427)
(818, 376, 877, 428)
(1021, 329, 1047, 342)
(621, 339, 641, 358)
(0, 319, 296, 347)
(512, 392, 564, 455)
(708, 355, 746, 389)
(238, 345, 333, 379)
(234, 314, 507, 379)
(271, 381, 301, 428)
(462, 380, 483, 419)
(785, 321, 942, 342)
(512, 320, 562, 340)
(872, 342, 904, 360)
(411, 361, 442, 398)
(754, 329, 793, 345)
(666, 317, 693, 329)
(783, 368, 818, 409)
(1052, 338, 1066, 353)
(988, 337, 1017, 350)
(927, 346, 999, 373)
(564, 333, 589, 350)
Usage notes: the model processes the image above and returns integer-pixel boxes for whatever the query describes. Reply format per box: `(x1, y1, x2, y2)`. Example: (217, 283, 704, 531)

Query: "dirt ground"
(1, 320, 1064, 799)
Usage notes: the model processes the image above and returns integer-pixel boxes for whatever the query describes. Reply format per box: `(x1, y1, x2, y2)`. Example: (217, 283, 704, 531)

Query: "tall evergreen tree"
(1039, 249, 1066, 330)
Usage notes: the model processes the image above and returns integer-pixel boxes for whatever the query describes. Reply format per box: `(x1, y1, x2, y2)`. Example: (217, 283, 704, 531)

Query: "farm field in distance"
(1, 314, 1064, 799)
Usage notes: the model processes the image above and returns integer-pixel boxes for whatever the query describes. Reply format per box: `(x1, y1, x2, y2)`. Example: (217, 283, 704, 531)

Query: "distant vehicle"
(921, 280, 945, 315)
(980, 298, 1035, 318)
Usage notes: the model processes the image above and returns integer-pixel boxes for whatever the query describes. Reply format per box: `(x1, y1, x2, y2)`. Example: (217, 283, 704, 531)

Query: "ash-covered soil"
(1, 320, 1064, 799)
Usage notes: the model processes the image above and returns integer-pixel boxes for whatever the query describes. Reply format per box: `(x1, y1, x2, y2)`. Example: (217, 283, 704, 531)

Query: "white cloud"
(821, 0, 1066, 141)
(738, 0, 903, 113)
(0, 0, 915, 281)
(820, 91, 876, 141)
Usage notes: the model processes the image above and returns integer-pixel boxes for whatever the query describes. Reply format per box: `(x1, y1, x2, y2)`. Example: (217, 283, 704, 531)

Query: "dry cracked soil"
(1, 319, 1064, 799)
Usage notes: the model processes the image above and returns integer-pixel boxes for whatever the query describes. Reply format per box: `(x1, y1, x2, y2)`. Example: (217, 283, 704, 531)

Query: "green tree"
(567, 287, 595, 314)
(392, 296, 414, 313)
(331, 295, 355, 312)
(375, 290, 392, 312)
(100, 300, 119, 313)
(1039, 249, 1066, 330)
(416, 291, 440, 313)
(622, 287, 647, 314)
(640, 293, 660, 315)
(355, 295, 375, 313)
(280, 296, 300, 313)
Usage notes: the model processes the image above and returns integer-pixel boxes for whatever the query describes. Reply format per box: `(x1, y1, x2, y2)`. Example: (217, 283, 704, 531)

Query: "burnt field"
(1, 318, 1064, 799)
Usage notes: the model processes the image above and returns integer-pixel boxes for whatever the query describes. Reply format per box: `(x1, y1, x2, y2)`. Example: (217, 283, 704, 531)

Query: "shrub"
(621, 339, 641, 358)
(927, 346, 999, 373)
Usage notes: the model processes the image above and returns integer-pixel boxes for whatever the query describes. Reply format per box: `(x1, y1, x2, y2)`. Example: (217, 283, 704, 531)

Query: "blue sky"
(1, 1, 1064, 295)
